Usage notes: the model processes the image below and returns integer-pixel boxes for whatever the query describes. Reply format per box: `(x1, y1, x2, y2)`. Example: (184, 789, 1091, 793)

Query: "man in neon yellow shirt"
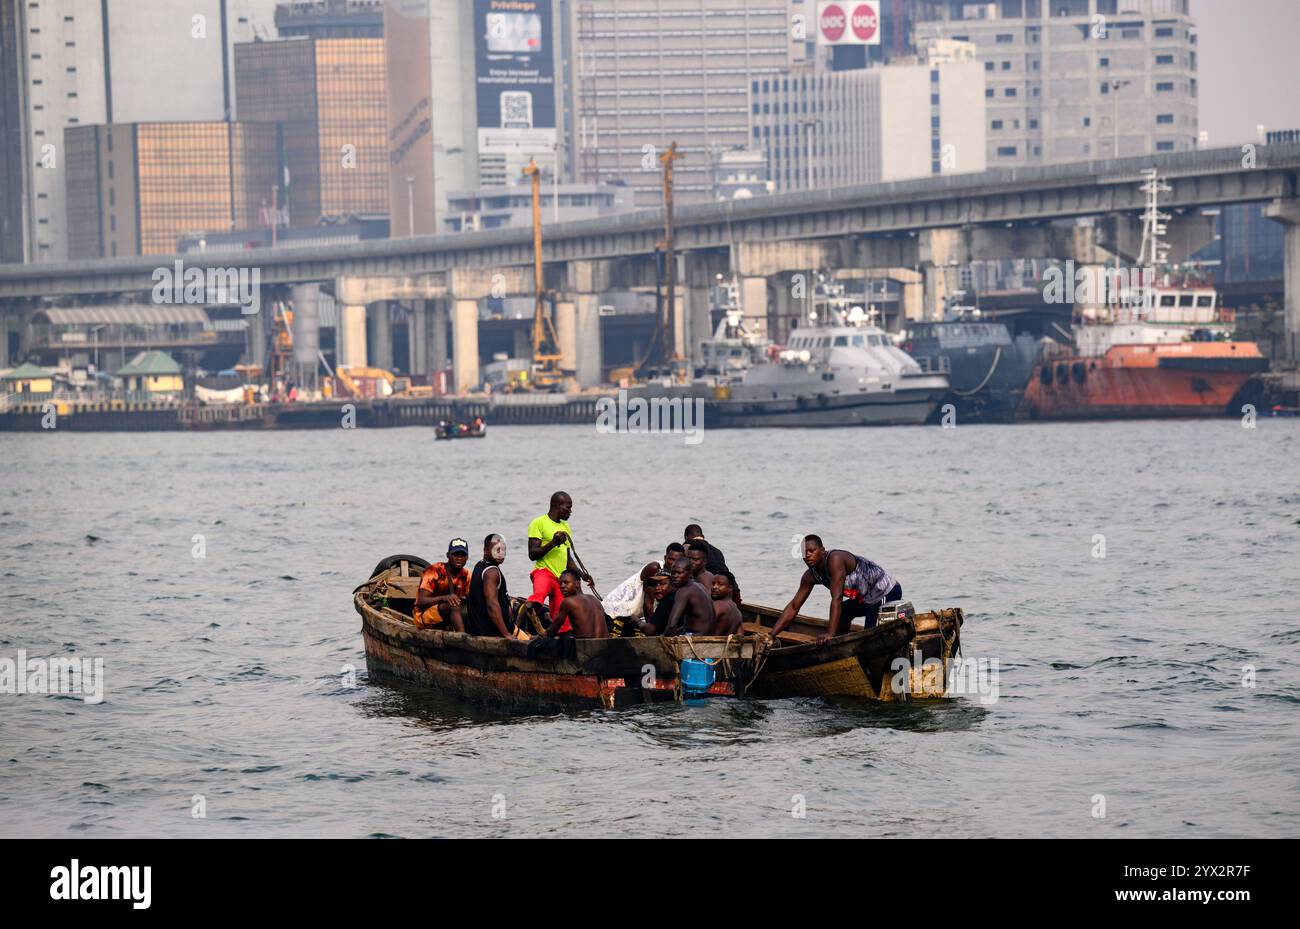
(527, 491, 591, 634)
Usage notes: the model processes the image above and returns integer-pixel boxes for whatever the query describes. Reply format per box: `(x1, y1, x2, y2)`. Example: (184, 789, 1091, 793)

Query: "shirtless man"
(546, 569, 609, 639)
(663, 556, 715, 636)
(772, 535, 902, 644)
(710, 571, 744, 636)
(686, 541, 715, 593)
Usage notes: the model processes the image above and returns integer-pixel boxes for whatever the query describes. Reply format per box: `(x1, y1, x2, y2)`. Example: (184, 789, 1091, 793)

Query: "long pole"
(406, 176, 415, 236)
(806, 121, 814, 190)
(660, 142, 682, 372)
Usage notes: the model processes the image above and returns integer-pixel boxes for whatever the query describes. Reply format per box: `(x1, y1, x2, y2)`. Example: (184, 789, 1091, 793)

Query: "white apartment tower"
(912, 0, 1199, 167)
(569, 0, 802, 208)
(8, 0, 273, 263)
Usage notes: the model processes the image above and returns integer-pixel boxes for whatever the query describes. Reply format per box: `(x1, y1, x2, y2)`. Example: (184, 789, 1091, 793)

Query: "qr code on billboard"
(501, 92, 533, 129)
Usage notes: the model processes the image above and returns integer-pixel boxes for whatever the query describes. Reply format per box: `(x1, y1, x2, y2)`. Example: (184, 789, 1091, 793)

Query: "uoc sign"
(817, 0, 881, 46)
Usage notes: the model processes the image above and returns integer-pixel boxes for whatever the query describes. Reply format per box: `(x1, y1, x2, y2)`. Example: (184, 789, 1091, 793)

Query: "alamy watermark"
(1, 650, 104, 703)
(152, 259, 261, 316)
(595, 389, 705, 446)
(1042, 261, 1154, 310)
(890, 653, 999, 704)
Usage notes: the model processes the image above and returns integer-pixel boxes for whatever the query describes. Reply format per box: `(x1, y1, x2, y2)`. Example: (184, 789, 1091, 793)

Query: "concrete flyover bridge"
(3, 142, 1299, 379)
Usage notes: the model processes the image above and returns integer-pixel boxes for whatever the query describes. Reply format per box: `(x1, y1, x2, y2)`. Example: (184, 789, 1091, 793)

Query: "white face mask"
(490, 540, 506, 561)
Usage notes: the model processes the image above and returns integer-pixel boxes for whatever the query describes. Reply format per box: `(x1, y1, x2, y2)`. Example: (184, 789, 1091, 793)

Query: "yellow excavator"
(516, 157, 568, 392)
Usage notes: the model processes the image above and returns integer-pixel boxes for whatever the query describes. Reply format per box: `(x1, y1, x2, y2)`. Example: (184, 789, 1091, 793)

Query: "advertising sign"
(474, 0, 557, 155)
(817, 1, 881, 46)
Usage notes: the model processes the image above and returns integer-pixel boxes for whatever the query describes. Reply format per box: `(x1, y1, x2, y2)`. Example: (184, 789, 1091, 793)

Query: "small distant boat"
(435, 421, 486, 440)
(355, 558, 965, 711)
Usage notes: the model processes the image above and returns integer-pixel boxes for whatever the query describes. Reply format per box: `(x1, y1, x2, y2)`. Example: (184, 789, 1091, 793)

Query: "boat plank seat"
(742, 621, 818, 645)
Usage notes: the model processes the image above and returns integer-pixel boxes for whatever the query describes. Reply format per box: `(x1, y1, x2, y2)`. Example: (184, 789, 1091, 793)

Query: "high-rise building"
(65, 122, 279, 258)
(754, 42, 987, 191)
(235, 36, 390, 227)
(275, 0, 384, 39)
(6, 0, 275, 263)
(384, 0, 561, 234)
(1, 0, 27, 263)
(569, 0, 800, 208)
(912, 0, 1199, 167)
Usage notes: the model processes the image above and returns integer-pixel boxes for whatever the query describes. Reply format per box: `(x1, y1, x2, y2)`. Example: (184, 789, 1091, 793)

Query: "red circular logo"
(820, 4, 846, 43)
(851, 3, 878, 42)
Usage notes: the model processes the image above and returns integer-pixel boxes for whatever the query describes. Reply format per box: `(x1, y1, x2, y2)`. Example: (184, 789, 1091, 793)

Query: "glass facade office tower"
(65, 122, 279, 258)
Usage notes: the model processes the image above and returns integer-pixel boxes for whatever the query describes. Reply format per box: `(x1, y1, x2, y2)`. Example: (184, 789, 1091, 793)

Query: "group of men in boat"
(412, 490, 903, 645)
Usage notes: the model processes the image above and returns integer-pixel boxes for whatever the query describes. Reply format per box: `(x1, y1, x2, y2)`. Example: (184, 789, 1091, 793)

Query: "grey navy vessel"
(902, 311, 1040, 424)
(706, 320, 948, 427)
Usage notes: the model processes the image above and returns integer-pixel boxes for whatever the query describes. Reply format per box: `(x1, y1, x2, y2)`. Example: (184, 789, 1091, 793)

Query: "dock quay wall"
(0, 394, 613, 432)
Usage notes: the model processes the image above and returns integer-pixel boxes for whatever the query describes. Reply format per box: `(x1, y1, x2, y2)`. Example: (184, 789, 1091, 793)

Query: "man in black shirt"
(466, 533, 514, 637)
(683, 524, 728, 575)
(635, 571, 675, 636)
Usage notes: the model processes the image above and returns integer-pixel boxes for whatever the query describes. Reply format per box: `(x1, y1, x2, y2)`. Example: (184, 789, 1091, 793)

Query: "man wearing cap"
(414, 538, 471, 632)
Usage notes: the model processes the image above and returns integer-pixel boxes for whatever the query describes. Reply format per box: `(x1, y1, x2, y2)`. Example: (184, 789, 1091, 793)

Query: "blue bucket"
(680, 658, 716, 696)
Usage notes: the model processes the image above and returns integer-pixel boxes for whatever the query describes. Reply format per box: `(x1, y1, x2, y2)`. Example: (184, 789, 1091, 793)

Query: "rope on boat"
(948, 345, 1003, 397)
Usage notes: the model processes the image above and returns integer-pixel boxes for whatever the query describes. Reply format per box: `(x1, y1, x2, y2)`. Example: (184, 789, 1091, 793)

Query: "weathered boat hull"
(355, 564, 964, 710)
(739, 602, 964, 700)
(355, 574, 759, 712)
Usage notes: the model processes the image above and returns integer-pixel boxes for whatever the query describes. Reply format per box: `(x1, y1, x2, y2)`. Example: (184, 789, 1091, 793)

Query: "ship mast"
(1138, 168, 1171, 271)
(1134, 168, 1172, 320)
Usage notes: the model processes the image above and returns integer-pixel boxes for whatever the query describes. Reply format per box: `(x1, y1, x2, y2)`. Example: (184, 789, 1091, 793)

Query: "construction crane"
(634, 141, 684, 380)
(521, 157, 566, 392)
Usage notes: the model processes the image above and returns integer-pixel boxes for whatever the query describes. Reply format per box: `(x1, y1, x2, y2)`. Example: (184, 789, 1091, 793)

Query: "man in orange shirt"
(414, 539, 471, 631)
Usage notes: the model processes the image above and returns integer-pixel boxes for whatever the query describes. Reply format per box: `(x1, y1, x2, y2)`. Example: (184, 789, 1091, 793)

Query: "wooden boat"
(355, 560, 763, 711)
(739, 602, 964, 700)
(435, 422, 486, 440)
(355, 558, 964, 711)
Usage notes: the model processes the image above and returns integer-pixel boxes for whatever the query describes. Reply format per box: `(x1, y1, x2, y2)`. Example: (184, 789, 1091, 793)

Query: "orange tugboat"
(1022, 170, 1267, 420)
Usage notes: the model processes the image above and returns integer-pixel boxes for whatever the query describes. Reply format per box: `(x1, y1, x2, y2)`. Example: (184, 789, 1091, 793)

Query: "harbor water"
(2, 420, 1298, 837)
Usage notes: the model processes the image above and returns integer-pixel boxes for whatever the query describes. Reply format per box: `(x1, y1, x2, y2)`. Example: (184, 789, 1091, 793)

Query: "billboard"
(817, 1, 881, 46)
(474, 0, 557, 156)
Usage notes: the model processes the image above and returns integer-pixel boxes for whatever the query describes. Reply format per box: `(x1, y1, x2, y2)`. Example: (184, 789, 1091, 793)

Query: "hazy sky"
(1194, 0, 1300, 145)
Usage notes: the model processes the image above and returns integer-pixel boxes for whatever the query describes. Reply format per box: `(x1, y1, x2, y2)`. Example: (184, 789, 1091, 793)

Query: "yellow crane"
(520, 157, 566, 392)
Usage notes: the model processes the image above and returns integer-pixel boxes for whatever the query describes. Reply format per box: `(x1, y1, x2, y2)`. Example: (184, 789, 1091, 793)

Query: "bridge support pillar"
(452, 299, 479, 393)
(0, 313, 10, 368)
(556, 300, 578, 388)
(369, 302, 394, 372)
(338, 303, 368, 368)
(1265, 198, 1300, 364)
(575, 294, 602, 386)
(740, 277, 769, 338)
(248, 305, 267, 370)
(899, 273, 924, 323)
(564, 260, 610, 387)
(408, 300, 427, 375)
(431, 299, 449, 371)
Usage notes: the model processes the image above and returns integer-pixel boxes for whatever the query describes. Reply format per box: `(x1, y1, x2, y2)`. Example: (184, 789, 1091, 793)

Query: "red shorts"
(529, 569, 570, 634)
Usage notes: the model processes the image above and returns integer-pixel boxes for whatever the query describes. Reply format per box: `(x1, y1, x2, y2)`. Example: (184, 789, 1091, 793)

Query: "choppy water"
(1, 420, 1298, 838)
